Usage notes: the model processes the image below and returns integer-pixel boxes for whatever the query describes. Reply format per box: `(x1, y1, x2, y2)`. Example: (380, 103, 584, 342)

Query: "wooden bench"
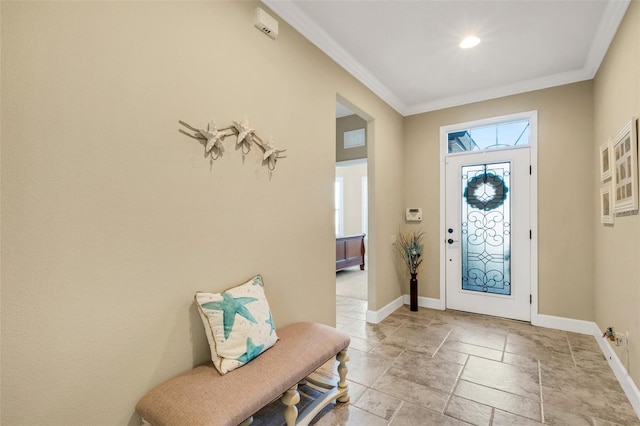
(136, 322, 351, 426)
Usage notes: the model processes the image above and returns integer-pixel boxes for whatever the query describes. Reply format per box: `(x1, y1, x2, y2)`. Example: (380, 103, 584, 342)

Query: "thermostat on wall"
(406, 208, 422, 222)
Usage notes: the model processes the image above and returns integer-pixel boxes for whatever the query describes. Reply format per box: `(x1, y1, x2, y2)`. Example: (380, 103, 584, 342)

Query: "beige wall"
(4, 1, 639, 423)
(593, 0, 640, 387)
(404, 81, 595, 321)
(336, 114, 367, 162)
(0, 2, 404, 424)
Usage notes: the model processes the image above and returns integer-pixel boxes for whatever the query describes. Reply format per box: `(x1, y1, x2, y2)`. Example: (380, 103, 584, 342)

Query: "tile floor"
(310, 296, 640, 425)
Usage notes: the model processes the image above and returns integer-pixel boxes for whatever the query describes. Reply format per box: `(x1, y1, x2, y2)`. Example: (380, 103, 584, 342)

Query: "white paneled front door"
(445, 148, 531, 321)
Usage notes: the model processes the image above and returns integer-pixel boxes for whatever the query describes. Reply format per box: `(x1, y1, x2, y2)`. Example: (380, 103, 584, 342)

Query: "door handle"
(447, 228, 458, 244)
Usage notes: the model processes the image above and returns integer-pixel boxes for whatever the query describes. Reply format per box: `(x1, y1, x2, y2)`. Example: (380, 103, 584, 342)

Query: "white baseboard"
(366, 296, 403, 324)
(534, 314, 597, 335)
(402, 294, 445, 311)
(594, 323, 640, 418)
(366, 294, 444, 323)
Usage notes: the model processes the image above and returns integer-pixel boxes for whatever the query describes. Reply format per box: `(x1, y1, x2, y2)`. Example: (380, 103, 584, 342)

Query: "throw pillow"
(195, 275, 278, 374)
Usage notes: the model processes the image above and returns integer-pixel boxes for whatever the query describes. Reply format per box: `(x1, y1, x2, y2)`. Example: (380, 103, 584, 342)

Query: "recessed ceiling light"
(460, 36, 481, 49)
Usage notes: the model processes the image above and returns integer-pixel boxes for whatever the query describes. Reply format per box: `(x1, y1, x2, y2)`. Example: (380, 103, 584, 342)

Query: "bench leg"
(281, 384, 300, 426)
(336, 348, 350, 403)
(239, 416, 253, 426)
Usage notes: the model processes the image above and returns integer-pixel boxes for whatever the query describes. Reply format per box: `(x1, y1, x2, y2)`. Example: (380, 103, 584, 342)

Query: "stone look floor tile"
(571, 345, 609, 370)
(346, 335, 379, 352)
(380, 335, 440, 356)
(344, 347, 394, 387)
(385, 350, 463, 394)
(454, 379, 541, 421)
(368, 342, 404, 360)
(390, 313, 434, 327)
(592, 417, 629, 426)
(543, 402, 603, 425)
(543, 402, 637, 426)
(432, 346, 469, 365)
(448, 326, 507, 351)
(394, 305, 436, 319)
(505, 332, 575, 365)
(337, 311, 365, 324)
(343, 380, 368, 405)
(336, 320, 352, 328)
(281, 296, 640, 426)
(506, 331, 571, 354)
(501, 351, 541, 370)
(492, 409, 544, 425)
(392, 321, 452, 345)
(567, 331, 602, 351)
(312, 403, 389, 426)
(340, 320, 399, 343)
(353, 388, 402, 420)
(439, 339, 504, 361)
(445, 395, 492, 425)
(379, 315, 408, 328)
(540, 362, 639, 425)
(381, 322, 445, 355)
(372, 371, 450, 413)
(390, 401, 469, 425)
(461, 355, 540, 401)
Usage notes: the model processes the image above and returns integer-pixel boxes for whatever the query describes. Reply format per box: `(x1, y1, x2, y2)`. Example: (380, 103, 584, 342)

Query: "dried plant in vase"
(394, 230, 424, 311)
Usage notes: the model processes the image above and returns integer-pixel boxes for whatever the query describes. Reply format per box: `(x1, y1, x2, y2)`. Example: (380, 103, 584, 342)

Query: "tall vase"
(410, 273, 418, 311)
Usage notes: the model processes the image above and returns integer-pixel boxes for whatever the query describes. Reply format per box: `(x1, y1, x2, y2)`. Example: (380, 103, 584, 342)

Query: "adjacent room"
(335, 101, 369, 327)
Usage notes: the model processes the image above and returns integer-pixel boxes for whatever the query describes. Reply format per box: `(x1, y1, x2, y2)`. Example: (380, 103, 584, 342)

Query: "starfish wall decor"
(179, 117, 286, 173)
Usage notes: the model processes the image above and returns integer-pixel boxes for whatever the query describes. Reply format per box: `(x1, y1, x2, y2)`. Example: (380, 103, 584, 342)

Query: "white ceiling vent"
(255, 7, 279, 40)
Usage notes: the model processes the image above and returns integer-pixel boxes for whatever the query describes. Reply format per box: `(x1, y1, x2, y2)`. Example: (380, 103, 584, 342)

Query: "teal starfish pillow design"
(237, 337, 264, 364)
(201, 293, 258, 340)
(196, 275, 278, 374)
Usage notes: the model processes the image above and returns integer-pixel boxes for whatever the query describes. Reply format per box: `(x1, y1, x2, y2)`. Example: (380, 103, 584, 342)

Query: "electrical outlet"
(614, 332, 629, 347)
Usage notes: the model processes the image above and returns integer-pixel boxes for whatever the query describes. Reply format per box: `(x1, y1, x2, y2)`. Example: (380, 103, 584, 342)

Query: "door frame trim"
(439, 110, 539, 324)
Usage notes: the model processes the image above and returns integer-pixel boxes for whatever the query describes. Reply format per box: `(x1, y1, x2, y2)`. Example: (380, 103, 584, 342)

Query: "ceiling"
(263, 0, 631, 117)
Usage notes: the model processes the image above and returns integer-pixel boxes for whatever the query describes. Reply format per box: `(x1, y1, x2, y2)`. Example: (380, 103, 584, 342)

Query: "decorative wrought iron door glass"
(461, 162, 511, 295)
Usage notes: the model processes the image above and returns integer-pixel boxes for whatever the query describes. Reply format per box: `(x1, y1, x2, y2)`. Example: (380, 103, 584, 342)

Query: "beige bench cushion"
(136, 322, 350, 426)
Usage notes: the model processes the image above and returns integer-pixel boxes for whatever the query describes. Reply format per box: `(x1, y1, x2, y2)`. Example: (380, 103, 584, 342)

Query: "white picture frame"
(612, 118, 638, 214)
(600, 139, 612, 182)
(601, 185, 614, 224)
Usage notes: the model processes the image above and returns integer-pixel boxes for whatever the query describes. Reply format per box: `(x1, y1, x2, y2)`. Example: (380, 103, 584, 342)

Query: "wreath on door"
(464, 172, 508, 211)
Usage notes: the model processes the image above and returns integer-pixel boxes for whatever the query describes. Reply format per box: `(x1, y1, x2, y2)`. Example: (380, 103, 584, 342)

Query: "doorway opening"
(335, 100, 369, 326)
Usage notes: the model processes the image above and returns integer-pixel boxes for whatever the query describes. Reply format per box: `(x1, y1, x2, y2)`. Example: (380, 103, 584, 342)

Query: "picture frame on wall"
(601, 185, 614, 224)
(612, 118, 638, 214)
(600, 139, 612, 181)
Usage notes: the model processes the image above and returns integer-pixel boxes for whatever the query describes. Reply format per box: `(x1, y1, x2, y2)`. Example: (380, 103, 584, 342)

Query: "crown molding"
(262, 0, 630, 117)
(584, 0, 631, 78)
(405, 68, 592, 116)
(405, 0, 630, 116)
(262, 0, 408, 116)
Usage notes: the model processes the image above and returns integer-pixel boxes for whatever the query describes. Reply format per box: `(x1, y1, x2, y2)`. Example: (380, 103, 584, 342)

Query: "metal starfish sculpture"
(232, 118, 254, 155)
(179, 117, 286, 172)
(255, 136, 287, 171)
